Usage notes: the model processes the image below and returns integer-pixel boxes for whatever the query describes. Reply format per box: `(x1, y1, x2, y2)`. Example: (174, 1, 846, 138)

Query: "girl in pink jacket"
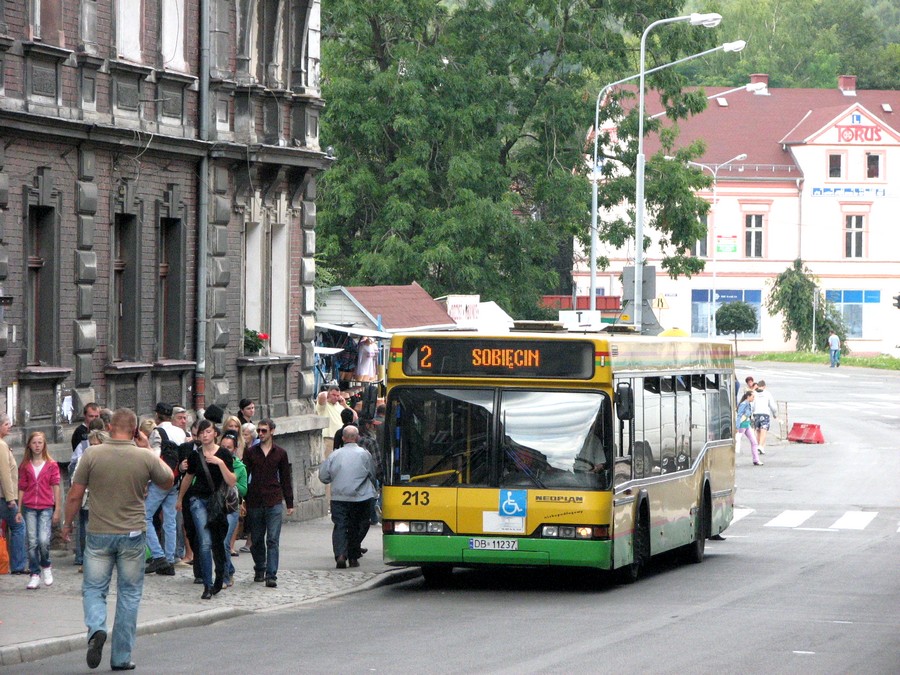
(18, 431, 62, 589)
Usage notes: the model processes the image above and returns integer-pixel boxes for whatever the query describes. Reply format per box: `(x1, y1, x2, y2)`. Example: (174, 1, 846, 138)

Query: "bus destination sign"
(401, 338, 595, 379)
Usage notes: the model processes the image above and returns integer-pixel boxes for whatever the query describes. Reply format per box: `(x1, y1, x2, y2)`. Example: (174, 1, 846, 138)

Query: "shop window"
(825, 290, 878, 339)
(692, 289, 761, 338)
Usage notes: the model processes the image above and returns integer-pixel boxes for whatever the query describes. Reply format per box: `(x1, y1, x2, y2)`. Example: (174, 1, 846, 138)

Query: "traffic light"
(894, 294, 900, 310)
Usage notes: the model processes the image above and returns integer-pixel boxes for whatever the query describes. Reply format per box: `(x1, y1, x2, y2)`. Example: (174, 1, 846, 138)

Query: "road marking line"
(829, 512, 878, 530)
(732, 508, 754, 524)
(793, 651, 816, 655)
(764, 510, 816, 528)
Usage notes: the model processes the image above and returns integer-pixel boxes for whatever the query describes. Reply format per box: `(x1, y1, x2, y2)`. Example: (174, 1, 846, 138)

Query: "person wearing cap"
(145, 403, 188, 576)
(316, 384, 355, 456)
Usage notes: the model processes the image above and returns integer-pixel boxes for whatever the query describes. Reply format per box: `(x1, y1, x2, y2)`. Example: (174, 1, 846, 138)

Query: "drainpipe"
(796, 178, 803, 260)
(194, 0, 211, 410)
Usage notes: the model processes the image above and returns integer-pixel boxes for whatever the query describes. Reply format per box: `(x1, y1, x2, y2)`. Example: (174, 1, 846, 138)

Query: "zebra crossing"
(731, 508, 898, 533)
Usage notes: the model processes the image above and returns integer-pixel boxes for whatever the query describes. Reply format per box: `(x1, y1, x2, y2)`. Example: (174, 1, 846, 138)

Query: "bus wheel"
(421, 564, 454, 587)
(616, 511, 649, 584)
(684, 493, 710, 564)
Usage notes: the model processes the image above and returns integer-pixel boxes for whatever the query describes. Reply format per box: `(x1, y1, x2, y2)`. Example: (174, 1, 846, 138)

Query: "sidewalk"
(0, 516, 417, 666)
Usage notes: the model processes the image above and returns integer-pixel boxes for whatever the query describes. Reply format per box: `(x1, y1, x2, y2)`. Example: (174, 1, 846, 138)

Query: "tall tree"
(766, 259, 846, 351)
(684, 0, 900, 89)
(319, 1, 715, 317)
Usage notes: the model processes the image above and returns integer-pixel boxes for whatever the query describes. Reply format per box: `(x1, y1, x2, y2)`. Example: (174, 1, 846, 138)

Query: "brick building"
(0, 1, 331, 518)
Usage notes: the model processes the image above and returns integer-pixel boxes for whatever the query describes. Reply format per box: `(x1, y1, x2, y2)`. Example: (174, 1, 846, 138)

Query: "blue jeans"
(144, 483, 178, 563)
(0, 500, 27, 572)
(830, 349, 840, 367)
(247, 505, 283, 580)
(330, 499, 373, 561)
(224, 510, 239, 579)
(188, 496, 227, 588)
(83, 532, 146, 668)
(23, 507, 53, 574)
(74, 507, 88, 564)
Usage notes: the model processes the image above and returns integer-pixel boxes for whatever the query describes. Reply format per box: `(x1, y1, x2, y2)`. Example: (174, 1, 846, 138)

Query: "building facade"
(576, 75, 900, 357)
(0, 1, 332, 518)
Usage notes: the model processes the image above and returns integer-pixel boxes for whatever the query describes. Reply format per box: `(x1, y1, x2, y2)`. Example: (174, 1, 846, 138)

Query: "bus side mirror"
(615, 382, 634, 421)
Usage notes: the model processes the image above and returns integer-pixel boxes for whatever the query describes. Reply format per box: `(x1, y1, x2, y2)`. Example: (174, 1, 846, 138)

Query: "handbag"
(198, 451, 239, 524)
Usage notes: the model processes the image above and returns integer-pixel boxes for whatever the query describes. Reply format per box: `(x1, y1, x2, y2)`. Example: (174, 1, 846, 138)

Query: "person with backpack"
(145, 403, 188, 576)
(219, 430, 247, 588)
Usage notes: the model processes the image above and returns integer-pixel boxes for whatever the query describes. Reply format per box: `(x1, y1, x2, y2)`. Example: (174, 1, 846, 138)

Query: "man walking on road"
(828, 331, 841, 368)
(63, 408, 174, 671)
(145, 403, 187, 576)
(242, 418, 293, 588)
(319, 425, 376, 569)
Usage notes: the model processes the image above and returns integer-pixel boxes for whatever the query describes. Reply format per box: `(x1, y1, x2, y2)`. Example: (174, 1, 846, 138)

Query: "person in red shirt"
(18, 431, 62, 589)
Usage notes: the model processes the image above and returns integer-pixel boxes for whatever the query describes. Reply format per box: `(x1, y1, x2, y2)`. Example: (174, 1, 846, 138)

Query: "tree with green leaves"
(685, 0, 900, 89)
(716, 301, 757, 355)
(318, 1, 718, 318)
(765, 259, 846, 351)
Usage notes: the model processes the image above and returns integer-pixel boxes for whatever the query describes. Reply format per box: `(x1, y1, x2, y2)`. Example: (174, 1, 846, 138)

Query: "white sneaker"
(27, 574, 40, 590)
(758, 447, 765, 455)
(41, 566, 54, 586)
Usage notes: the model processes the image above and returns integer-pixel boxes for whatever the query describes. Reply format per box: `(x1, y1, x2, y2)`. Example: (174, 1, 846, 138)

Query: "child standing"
(736, 391, 763, 466)
(18, 431, 62, 589)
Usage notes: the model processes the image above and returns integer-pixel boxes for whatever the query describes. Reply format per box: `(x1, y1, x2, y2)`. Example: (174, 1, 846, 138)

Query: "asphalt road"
(11, 362, 899, 674)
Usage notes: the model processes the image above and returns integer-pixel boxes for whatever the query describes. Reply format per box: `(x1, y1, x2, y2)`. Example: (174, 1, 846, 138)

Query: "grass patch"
(743, 352, 900, 370)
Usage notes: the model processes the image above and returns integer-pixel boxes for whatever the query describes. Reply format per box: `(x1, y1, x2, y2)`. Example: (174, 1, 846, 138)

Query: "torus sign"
(834, 113, 883, 143)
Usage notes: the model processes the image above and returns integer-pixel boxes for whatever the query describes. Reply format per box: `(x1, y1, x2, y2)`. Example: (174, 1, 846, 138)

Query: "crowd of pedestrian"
(0, 387, 385, 670)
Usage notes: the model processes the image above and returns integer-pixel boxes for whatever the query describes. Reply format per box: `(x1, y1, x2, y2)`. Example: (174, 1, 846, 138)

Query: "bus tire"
(421, 564, 454, 587)
(684, 490, 710, 564)
(616, 506, 650, 584)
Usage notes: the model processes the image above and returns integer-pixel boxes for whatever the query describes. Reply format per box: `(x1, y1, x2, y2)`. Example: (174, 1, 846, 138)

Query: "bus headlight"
(576, 527, 593, 539)
(393, 521, 411, 534)
(542, 525, 558, 537)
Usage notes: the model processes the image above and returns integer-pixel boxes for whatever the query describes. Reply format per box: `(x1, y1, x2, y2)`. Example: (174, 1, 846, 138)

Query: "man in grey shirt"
(318, 426, 376, 569)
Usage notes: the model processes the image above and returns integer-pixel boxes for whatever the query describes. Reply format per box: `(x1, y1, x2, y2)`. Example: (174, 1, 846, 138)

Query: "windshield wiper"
(504, 447, 546, 489)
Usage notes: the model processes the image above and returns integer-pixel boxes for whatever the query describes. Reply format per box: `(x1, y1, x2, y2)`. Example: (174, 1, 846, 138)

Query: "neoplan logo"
(535, 495, 584, 504)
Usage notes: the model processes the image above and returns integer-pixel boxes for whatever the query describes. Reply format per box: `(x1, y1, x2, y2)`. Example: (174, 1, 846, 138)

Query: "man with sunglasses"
(241, 418, 293, 587)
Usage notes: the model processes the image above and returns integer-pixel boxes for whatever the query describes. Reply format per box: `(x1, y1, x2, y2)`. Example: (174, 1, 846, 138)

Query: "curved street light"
(633, 13, 722, 332)
(588, 37, 745, 309)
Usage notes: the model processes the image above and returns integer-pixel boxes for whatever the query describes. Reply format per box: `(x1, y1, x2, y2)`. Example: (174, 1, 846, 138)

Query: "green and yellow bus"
(381, 328, 736, 584)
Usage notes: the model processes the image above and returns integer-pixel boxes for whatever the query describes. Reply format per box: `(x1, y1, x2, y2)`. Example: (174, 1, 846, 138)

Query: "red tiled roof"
(635, 82, 900, 180)
(343, 282, 455, 330)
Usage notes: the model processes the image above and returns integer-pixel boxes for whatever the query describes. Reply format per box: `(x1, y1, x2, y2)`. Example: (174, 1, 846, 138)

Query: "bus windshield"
(387, 388, 612, 490)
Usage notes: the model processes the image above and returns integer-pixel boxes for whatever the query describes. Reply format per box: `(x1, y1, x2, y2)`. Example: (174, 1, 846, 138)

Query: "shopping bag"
(0, 534, 10, 574)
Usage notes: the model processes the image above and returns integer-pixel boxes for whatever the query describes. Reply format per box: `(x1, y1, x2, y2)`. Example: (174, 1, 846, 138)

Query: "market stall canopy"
(313, 346, 344, 355)
(316, 322, 392, 339)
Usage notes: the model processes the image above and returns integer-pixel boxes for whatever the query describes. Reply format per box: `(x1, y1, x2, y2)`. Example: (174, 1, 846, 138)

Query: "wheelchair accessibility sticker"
(500, 490, 527, 516)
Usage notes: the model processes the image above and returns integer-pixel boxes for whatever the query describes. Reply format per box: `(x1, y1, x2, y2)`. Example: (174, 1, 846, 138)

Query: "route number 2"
(402, 490, 430, 506)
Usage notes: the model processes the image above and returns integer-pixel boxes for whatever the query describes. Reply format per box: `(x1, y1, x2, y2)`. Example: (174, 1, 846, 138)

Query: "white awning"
(313, 346, 344, 355)
(316, 322, 392, 339)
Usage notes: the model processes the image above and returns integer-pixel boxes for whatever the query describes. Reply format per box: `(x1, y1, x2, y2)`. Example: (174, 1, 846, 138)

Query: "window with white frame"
(243, 199, 290, 354)
(828, 153, 844, 179)
(160, 0, 186, 71)
(691, 214, 708, 258)
(865, 153, 882, 179)
(844, 214, 865, 258)
(744, 214, 764, 258)
(117, 0, 143, 62)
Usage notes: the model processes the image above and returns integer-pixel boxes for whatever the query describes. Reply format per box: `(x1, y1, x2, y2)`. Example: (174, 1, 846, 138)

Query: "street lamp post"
(633, 13, 721, 333)
(588, 38, 745, 315)
(685, 153, 748, 336)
